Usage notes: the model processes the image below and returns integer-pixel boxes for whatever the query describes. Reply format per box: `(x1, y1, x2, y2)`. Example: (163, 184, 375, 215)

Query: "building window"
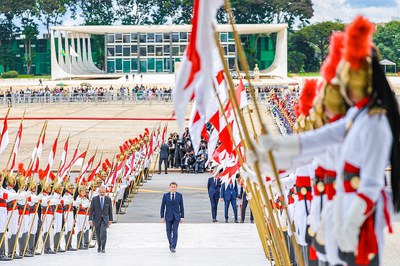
(179, 32, 187, 42)
(155, 34, 162, 43)
(148, 58, 155, 71)
(131, 58, 138, 71)
(163, 32, 170, 41)
(228, 57, 235, 70)
(139, 34, 146, 43)
(156, 46, 163, 56)
(115, 33, 123, 43)
(180, 45, 186, 54)
(228, 44, 235, 53)
(220, 32, 228, 43)
(164, 45, 170, 55)
(140, 46, 147, 56)
(107, 47, 115, 56)
(115, 45, 122, 55)
(147, 33, 155, 42)
(131, 45, 137, 55)
(131, 33, 138, 42)
(107, 34, 115, 43)
(172, 32, 179, 43)
(123, 46, 130, 57)
(156, 59, 163, 72)
(148, 45, 155, 55)
(172, 46, 179, 56)
(123, 34, 130, 43)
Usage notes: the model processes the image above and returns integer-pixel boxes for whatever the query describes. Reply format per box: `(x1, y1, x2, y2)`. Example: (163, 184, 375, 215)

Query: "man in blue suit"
(160, 182, 184, 253)
(207, 169, 222, 222)
(220, 178, 239, 223)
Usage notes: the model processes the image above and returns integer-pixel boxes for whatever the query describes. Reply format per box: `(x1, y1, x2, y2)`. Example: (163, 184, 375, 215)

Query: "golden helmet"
(42, 181, 52, 193)
(6, 172, 16, 187)
(28, 178, 37, 191)
(16, 173, 25, 188)
(78, 185, 87, 193)
(65, 181, 75, 192)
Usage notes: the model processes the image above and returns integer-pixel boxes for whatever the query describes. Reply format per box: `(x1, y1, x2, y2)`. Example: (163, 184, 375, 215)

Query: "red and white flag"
(87, 161, 101, 182)
(44, 135, 59, 181)
(9, 123, 23, 171)
(173, 0, 224, 132)
(33, 132, 46, 174)
(78, 154, 95, 184)
(0, 115, 9, 155)
(72, 151, 87, 167)
(161, 124, 168, 143)
(58, 137, 69, 177)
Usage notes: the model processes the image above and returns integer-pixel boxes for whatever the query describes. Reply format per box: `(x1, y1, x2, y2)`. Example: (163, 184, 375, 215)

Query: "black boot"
(43, 234, 55, 254)
(9, 234, 23, 259)
(84, 230, 94, 248)
(0, 233, 11, 261)
(54, 232, 65, 253)
(65, 231, 76, 251)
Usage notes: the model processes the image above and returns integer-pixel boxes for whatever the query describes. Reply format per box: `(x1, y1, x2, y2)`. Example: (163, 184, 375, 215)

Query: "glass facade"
(106, 31, 246, 74)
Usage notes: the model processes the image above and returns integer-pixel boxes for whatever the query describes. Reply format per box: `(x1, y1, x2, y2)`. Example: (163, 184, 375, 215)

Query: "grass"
(288, 72, 321, 77)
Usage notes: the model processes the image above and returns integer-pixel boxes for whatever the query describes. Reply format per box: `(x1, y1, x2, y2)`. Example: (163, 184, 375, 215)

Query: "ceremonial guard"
(75, 184, 91, 249)
(6, 173, 23, 259)
(63, 181, 76, 251)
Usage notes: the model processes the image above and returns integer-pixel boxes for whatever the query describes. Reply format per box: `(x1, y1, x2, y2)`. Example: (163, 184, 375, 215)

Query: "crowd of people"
(0, 85, 174, 105)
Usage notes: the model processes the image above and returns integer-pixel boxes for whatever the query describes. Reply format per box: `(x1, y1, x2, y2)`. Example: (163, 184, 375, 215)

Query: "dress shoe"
(57, 248, 66, 253)
(44, 249, 56, 254)
(11, 253, 22, 259)
(215, 219, 218, 223)
(67, 247, 77, 251)
(165, 172, 168, 175)
(251, 220, 254, 224)
(112, 221, 117, 224)
(171, 248, 176, 253)
(235, 220, 239, 223)
(0, 254, 11, 261)
(158, 172, 161, 175)
(89, 244, 95, 248)
(24, 251, 34, 257)
(212, 219, 216, 222)
(97, 249, 101, 253)
(225, 220, 228, 223)
(35, 251, 41, 256)
(101, 249, 105, 253)
(119, 211, 126, 215)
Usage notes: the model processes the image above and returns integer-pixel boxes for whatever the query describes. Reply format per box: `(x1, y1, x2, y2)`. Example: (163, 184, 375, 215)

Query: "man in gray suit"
(89, 186, 113, 253)
(158, 141, 169, 174)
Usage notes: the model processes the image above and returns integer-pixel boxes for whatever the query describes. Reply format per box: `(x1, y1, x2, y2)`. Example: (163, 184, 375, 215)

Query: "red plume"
(144, 128, 149, 135)
(321, 31, 345, 83)
(129, 139, 134, 145)
(38, 169, 46, 180)
(299, 79, 318, 116)
(139, 134, 143, 139)
(102, 162, 107, 172)
(17, 163, 25, 173)
(49, 171, 56, 181)
(119, 146, 124, 154)
(344, 16, 374, 70)
(105, 159, 111, 167)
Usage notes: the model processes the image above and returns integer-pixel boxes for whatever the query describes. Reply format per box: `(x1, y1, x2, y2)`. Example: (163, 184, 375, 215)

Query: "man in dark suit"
(239, 183, 254, 223)
(158, 141, 169, 174)
(220, 178, 238, 223)
(89, 186, 113, 253)
(160, 182, 184, 253)
(207, 169, 222, 222)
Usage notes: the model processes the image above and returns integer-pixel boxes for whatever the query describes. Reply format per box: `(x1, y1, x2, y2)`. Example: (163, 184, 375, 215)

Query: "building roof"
(51, 24, 287, 35)
(380, 59, 396, 66)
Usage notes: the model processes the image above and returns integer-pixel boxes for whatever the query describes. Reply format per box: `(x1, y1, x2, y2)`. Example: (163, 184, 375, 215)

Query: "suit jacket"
(207, 177, 221, 197)
(160, 143, 170, 159)
(160, 192, 184, 222)
(220, 182, 238, 201)
(239, 186, 248, 203)
(89, 195, 113, 227)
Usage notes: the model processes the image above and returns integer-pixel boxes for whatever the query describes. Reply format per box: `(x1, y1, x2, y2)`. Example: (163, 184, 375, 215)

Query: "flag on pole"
(161, 124, 168, 143)
(58, 137, 69, 178)
(0, 115, 9, 155)
(33, 132, 46, 174)
(9, 123, 22, 171)
(173, 0, 224, 133)
(44, 135, 58, 181)
(72, 151, 87, 167)
(78, 154, 95, 184)
(70, 46, 79, 58)
(88, 161, 101, 182)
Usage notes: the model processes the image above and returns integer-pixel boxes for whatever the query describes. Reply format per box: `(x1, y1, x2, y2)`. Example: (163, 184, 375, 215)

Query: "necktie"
(100, 197, 104, 210)
(172, 193, 175, 202)
(215, 178, 217, 186)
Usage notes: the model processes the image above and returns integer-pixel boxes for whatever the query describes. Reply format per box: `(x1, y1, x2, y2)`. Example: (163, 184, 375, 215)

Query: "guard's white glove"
(73, 200, 82, 207)
(336, 195, 368, 253)
(259, 134, 300, 158)
(41, 196, 48, 203)
(30, 195, 39, 203)
(7, 193, 19, 201)
(49, 199, 60, 206)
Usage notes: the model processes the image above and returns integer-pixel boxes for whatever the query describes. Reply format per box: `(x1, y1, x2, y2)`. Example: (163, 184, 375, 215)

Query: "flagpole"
(37, 139, 81, 255)
(5, 109, 26, 171)
(213, 28, 292, 264)
(62, 142, 91, 252)
(0, 120, 47, 251)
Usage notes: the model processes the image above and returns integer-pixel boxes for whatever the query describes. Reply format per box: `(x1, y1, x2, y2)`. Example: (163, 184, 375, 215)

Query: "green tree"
(374, 21, 400, 70)
(288, 30, 319, 72)
(116, 0, 153, 25)
(288, 50, 306, 73)
(79, 0, 115, 25)
(296, 21, 345, 66)
(35, 0, 74, 35)
(21, 18, 39, 75)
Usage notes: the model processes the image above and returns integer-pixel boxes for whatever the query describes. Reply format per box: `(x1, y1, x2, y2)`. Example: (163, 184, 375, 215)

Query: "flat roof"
(51, 24, 287, 35)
